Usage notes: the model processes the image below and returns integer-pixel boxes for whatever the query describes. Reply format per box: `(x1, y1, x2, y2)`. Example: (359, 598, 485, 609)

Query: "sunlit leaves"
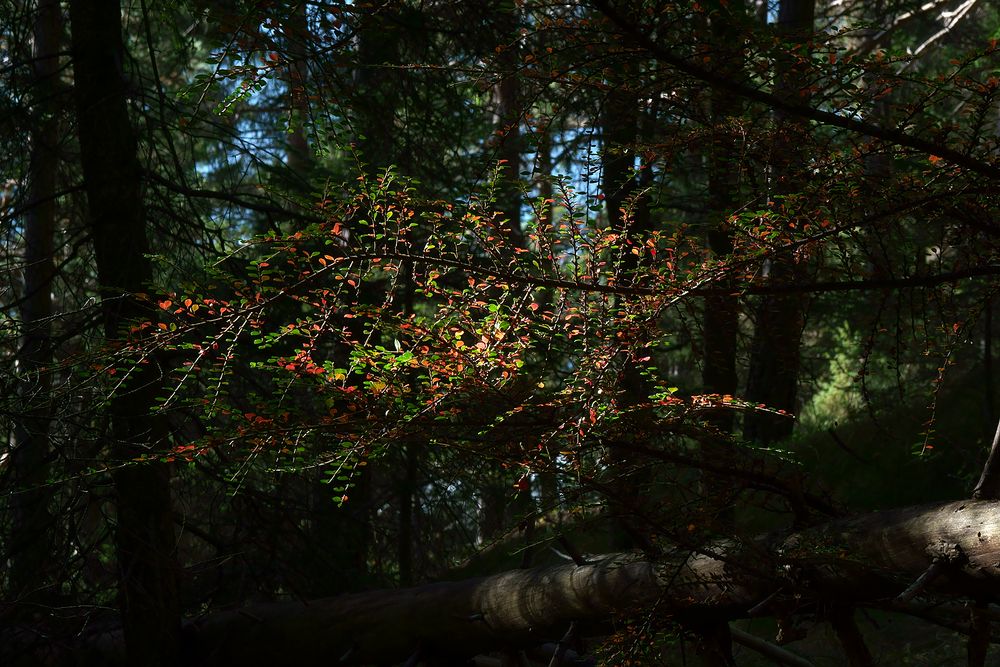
(130, 164, 729, 496)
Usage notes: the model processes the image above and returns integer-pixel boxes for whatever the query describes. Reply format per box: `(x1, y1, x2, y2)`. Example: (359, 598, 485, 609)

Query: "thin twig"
(969, 601, 990, 667)
(547, 622, 577, 667)
(896, 561, 947, 603)
(972, 417, 1000, 499)
(730, 627, 816, 667)
(829, 607, 874, 667)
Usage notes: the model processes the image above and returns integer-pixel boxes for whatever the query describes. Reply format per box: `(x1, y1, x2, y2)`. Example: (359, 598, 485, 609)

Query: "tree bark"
(9, 0, 60, 603)
(355, 1, 400, 176)
(744, 0, 815, 444)
(829, 606, 875, 667)
(70, 1, 180, 664)
(599, 60, 655, 551)
(699, 2, 746, 538)
(283, 2, 313, 194)
(695, 13, 748, 658)
(495, 0, 525, 250)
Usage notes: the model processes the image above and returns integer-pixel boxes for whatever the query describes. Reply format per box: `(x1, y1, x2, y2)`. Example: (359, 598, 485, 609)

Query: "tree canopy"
(2, 1, 1000, 665)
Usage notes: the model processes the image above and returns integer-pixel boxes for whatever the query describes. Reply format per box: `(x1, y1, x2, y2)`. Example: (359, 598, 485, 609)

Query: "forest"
(2, 0, 1000, 665)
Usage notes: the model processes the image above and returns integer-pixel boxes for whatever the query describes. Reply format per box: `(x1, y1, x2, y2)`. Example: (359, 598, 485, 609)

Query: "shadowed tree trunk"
(701, 3, 745, 436)
(700, 1, 748, 531)
(601, 71, 647, 246)
(356, 2, 400, 178)
(283, 2, 313, 194)
(692, 9, 753, 660)
(396, 441, 420, 586)
(301, 1, 409, 594)
(9, 0, 60, 603)
(744, 0, 815, 445)
(70, 1, 180, 663)
(476, 2, 533, 547)
(494, 0, 525, 250)
(600, 63, 655, 551)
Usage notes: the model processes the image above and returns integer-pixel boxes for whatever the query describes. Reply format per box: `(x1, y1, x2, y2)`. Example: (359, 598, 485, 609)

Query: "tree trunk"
(699, 3, 747, 538)
(70, 1, 180, 664)
(9, 0, 60, 603)
(702, 4, 742, 434)
(495, 0, 525, 250)
(600, 70, 655, 550)
(397, 442, 419, 585)
(283, 2, 313, 193)
(356, 1, 400, 177)
(744, 0, 815, 444)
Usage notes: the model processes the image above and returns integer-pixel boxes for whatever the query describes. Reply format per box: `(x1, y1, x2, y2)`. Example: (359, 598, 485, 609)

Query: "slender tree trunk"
(830, 607, 875, 667)
(356, 2, 399, 177)
(533, 129, 560, 511)
(700, 4, 746, 534)
(702, 7, 742, 434)
(70, 2, 180, 664)
(268, 4, 373, 597)
(474, 2, 532, 544)
(9, 0, 60, 601)
(692, 620, 737, 666)
(694, 9, 748, 655)
(744, 0, 815, 444)
(495, 0, 524, 250)
(986, 298, 995, 443)
(284, 3, 313, 192)
(306, 0, 409, 594)
(600, 70, 655, 550)
(397, 442, 419, 586)
(601, 75, 646, 244)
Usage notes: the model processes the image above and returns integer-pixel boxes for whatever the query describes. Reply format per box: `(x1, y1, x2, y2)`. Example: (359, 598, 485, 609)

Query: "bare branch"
(972, 418, 1000, 499)
(730, 626, 816, 667)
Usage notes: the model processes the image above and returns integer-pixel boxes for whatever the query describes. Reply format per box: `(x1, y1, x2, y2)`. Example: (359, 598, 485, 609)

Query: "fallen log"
(10, 499, 1000, 666)
(180, 499, 1000, 665)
